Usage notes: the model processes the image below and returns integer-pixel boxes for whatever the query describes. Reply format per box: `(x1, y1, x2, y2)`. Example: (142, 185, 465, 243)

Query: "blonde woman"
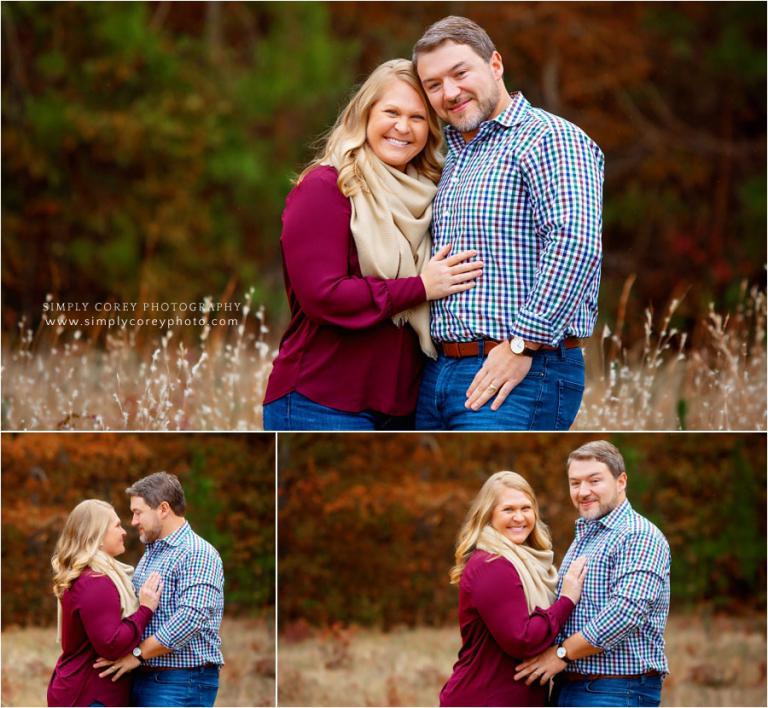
(263, 58, 483, 430)
(47, 500, 161, 707)
(441, 472, 587, 707)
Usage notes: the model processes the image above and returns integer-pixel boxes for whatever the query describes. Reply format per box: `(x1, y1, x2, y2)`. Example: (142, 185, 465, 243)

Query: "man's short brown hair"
(126, 471, 186, 515)
(412, 15, 496, 68)
(567, 441, 626, 479)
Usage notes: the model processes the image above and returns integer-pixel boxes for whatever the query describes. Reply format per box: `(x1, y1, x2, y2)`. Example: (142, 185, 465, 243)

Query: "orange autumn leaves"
(2, 434, 274, 626)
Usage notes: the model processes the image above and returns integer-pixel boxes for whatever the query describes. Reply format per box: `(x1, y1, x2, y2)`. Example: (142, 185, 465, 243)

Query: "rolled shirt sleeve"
(512, 129, 604, 345)
(580, 531, 671, 651)
(154, 549, 225, 652)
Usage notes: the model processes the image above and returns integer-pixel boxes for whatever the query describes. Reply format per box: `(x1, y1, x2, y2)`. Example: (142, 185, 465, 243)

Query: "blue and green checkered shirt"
(430, 92, 604, 346)
(133, 521, 225, 667)
(556, 500, 670, 676)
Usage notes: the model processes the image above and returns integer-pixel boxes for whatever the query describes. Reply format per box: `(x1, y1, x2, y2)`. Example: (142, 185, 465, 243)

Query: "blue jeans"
(263, 391, 414, 431)
(131, 666, 220, 707)
(415, 343, 584, 430)
(553, 675, 662, 707)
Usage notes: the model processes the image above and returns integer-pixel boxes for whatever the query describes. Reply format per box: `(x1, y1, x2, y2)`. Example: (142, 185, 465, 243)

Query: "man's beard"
(579, 497, 619, 520)
(139, 522, 162, 544)
(446, 85, 500, 134)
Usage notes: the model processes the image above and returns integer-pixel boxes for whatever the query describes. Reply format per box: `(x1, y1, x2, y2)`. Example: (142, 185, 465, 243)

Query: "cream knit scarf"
(476, 526, 559, 613)
(57, 552, 139, 644)
(328, 145, 438, 359)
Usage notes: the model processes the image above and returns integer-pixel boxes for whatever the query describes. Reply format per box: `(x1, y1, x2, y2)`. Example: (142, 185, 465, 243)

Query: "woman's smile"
(383, 136, 413, 149)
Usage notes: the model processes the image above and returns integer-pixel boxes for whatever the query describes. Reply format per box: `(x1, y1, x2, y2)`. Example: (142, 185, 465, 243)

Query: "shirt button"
(444, 209, 451, 217)
(451, 177, 459, 184)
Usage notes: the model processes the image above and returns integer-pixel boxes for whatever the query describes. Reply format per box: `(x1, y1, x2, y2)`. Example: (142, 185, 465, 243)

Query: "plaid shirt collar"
(146, 520, 191, 549)
(575, 499, 632, 537)
(444, 91, 531, 153)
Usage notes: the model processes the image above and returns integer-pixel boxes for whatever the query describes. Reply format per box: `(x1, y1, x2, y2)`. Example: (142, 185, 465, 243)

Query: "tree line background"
(2, 2, 765, 345)
(278, 433, 766, 628)
(1, 432, 275, 627)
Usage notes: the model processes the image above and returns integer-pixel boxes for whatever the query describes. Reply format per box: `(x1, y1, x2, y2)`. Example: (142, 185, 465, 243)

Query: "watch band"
(509, 336, 536, 357)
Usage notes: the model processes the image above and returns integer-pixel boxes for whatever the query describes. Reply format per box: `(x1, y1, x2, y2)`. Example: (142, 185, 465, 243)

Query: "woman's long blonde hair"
(51, 499, 115, 599)
(296, 58, 443, 195)
(449, 471, 552, 584)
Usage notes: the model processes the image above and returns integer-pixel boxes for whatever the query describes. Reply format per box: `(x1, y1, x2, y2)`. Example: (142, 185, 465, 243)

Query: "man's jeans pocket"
(556, 378, 584, 429)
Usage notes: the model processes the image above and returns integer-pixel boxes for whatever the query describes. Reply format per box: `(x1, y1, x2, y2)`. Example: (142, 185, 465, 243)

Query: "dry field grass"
(278, 614, 766, 707)
(2, 292, 273, 431)
(2, 284, 765, 431)
(574, 283, 766, 431)
(0, 616, 275, 707)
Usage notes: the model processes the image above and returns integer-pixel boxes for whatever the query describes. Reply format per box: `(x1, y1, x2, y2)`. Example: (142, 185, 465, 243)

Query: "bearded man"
(413, 16, 604, 430)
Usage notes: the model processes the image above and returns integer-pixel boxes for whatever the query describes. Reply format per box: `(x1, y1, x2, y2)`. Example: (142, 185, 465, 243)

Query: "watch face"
(510, 337, 525, 354)
(556, 647, 566, 659)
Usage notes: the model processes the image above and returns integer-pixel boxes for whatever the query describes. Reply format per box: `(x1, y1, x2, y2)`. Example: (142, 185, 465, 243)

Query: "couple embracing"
(47, 473, 224, 707)
(442, 441, 671, 707)
(263, 15, 604, 431)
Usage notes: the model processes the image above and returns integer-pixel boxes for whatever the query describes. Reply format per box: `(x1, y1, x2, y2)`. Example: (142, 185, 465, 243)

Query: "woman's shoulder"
(285, 165, 349, 218)
(464, 550, 521, 583)
(293, 165, 343, 196)
(303, 164, 339, 182)
(69, 569, 119, 598)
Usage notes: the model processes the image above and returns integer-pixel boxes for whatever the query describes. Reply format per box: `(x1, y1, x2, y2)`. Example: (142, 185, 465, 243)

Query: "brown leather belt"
(137, 663, 219, 673)
(560, 670, 662, 682)
(440, 337, 582, 358)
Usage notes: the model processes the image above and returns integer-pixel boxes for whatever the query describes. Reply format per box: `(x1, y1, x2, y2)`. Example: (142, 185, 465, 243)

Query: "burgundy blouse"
(263, 165, 428, 416)
(47, 570, 153, 707)
(440, 550, 575, 707)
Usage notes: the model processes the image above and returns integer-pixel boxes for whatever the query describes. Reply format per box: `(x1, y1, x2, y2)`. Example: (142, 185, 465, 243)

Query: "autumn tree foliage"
(2, 2, 764, 341)
(1, 433, 275, 627)
(278, 433, 766, 628)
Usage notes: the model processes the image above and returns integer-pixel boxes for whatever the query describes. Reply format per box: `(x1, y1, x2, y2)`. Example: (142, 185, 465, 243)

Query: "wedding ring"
(487, 384, 498, 393)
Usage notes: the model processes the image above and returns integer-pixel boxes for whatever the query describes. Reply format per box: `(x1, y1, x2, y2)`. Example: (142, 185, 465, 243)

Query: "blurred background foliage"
(2, 2, 765, 343)
(1, 432, 275, 627)
(278, 433, 766, 628)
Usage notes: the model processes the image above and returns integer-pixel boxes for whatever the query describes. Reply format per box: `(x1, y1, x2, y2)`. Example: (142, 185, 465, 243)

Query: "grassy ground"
(1, 616, 275, 707)
(3, 285, 765, 431)
(277, 614, 766, 707)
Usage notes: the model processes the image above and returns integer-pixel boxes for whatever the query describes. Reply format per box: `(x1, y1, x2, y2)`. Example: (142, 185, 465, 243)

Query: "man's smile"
(448, 97, 473, 113)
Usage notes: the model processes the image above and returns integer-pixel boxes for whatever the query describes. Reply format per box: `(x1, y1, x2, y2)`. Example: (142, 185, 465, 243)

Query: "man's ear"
(158, 500, 172, 518)
(489, 50, 504, 82)
(617, 472, 628, 495)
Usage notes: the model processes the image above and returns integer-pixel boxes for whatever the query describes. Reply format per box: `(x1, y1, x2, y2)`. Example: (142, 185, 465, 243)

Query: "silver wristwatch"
(509, 336, 536, 357)
(556, 644, 570, 662)
(132, 646, 143, 659)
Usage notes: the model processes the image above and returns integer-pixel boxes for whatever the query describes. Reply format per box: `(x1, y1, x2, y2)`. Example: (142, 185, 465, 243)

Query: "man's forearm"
(513, 632, 602, 684)
(139, 635, 173, 659)
(562, 631, 603, 660)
